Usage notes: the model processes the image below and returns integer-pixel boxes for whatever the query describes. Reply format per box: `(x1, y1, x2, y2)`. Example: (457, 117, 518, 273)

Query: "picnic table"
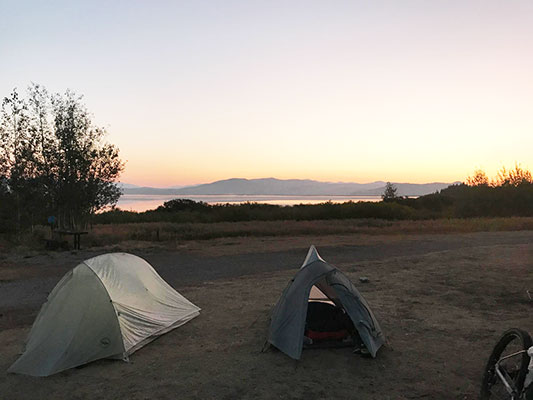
(54, 230, 88, 250)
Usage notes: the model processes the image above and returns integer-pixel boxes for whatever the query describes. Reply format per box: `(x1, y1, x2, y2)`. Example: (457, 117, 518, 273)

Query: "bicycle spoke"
(481, 329, 533, 400)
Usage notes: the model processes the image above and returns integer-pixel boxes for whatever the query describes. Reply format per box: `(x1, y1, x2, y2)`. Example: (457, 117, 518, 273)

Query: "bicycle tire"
(480, 328, 532, 399)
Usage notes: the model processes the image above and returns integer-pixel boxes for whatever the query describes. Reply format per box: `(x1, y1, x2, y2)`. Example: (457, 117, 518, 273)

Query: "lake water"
(116, 194, 382, 212)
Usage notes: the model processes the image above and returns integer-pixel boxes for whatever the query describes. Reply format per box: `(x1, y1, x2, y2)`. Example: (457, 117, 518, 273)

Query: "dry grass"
(2, 217, 532, 255)
(85, 217, 533, 246)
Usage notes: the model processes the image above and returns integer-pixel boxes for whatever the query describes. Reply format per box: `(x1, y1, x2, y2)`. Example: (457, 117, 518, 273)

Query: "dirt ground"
(0, 230, 532, 399)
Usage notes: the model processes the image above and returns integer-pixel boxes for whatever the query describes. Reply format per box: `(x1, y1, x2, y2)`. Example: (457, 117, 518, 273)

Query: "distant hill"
(117, 182, 141, 189)
(121, 178, 456, 197)
(356, 182, 458, 196)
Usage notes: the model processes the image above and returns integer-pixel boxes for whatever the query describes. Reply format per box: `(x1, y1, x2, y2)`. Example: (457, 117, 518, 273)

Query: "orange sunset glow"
(2, 1, 532, 187)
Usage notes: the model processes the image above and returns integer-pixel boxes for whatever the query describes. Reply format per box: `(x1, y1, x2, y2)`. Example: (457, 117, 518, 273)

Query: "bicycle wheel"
(480, 328, 532, 399)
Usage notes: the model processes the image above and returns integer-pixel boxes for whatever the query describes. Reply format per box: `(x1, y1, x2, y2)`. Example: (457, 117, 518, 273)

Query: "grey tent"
(8, 253, 200, 376)
(266, 246, 385, 359)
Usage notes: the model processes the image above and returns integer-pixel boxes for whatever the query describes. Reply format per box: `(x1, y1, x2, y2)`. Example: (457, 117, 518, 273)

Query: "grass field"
(87, 216, 533, 245)
(1, 217, 532, 255)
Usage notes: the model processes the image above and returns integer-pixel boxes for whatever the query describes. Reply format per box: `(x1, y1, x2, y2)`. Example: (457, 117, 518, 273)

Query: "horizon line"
(118, 176, 462, 189)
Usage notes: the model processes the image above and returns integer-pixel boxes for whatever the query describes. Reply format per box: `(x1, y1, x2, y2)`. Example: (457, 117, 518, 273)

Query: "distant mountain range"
(119, 178, 458, 197)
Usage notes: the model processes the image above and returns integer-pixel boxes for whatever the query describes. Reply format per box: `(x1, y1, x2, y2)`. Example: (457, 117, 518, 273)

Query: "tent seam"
(82, 262, 127, 358)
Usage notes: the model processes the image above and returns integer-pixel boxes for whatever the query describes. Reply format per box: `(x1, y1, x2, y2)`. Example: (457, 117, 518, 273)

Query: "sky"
(1, 0, 532, 187)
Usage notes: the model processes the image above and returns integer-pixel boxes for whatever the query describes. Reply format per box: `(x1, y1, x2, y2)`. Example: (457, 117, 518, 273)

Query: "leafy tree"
(0, 88, 34, 230)
(382, 182, 399, 202)
(157, 198, 209, 212)
(48, 89, 123, 228)
(466, 169, 489, 186)
(494, 163, 533, 187)
(0, 84, 124, 231)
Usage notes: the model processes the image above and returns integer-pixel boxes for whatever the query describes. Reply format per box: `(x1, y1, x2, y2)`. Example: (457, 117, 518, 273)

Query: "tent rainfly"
(266, 245, 385, 359)
(8, 253, 200, 376)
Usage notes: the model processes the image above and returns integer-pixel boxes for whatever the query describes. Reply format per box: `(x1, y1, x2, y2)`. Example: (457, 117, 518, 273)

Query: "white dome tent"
(8, 253, 200, 377)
